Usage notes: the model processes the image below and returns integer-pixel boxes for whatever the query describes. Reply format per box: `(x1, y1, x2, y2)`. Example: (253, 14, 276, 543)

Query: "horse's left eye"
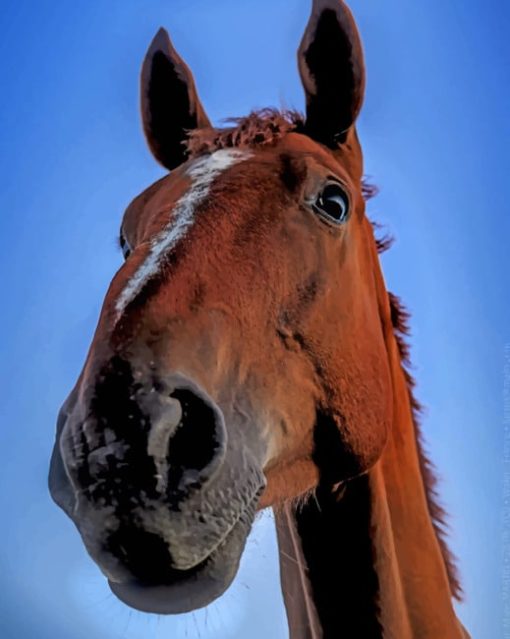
(313, 183, 350, 224)
(120, 234, 131, 260)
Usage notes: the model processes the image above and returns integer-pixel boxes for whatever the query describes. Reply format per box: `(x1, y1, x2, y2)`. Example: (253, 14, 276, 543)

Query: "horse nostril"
(107, 527, 173, 585)
(144, 380, 227, 499)
(164, 388, 225, 492)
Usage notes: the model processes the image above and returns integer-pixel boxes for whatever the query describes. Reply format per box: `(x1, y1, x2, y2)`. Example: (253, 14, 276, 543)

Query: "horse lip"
(108, 500, 256, 614)
(108, 556, 214, 614)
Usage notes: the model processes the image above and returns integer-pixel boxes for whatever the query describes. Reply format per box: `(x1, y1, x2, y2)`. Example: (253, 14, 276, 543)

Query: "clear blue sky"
(0, 1, 506, 637)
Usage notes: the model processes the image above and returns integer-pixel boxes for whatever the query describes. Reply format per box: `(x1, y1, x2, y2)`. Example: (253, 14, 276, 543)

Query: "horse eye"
(313, 182, 350, 224)
(120, 234, 131, 260)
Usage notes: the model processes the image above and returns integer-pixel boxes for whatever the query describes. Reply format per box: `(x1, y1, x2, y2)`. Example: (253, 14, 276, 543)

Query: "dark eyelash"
(119, 233, 132, 259)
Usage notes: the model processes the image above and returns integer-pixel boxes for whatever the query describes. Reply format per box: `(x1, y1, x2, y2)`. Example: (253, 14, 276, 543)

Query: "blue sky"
(0, 1, 507, 637)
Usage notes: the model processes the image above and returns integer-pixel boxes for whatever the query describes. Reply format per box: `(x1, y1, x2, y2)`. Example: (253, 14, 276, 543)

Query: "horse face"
(49, 0, 392, 615)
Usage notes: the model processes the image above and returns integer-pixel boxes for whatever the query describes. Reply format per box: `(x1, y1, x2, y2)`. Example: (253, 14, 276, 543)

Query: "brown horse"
(49, 1, 470, 636)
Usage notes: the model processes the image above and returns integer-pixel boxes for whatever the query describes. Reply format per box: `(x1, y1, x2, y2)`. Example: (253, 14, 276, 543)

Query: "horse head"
(49, 0, 394, 615)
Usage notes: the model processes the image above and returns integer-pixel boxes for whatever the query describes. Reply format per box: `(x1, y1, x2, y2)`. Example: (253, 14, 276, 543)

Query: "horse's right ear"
(298, 0, 365, 147)
(141, 28, 211, 170)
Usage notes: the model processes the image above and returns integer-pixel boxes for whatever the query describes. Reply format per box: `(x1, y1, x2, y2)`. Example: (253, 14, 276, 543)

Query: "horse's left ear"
(141, 28, 211, 170)
(298, 0, 365, 147)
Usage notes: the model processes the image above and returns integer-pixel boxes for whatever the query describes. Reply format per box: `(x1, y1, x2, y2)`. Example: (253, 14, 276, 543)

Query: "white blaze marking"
(115, 149, 252, 318)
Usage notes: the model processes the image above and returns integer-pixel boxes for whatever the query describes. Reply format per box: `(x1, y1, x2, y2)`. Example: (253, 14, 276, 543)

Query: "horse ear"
(141, 28, 211, 170)
(298, 0, 365, 147)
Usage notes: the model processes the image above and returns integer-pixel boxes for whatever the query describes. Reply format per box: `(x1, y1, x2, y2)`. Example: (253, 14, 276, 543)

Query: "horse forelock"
(186, 109, 305, 158)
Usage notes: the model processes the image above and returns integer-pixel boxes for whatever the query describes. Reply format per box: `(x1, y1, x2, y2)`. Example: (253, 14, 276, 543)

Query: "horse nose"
(60, 358, 228, 503)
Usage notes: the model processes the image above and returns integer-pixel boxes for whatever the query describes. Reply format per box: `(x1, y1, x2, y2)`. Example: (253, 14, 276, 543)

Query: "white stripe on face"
(115, 149, 252, 319)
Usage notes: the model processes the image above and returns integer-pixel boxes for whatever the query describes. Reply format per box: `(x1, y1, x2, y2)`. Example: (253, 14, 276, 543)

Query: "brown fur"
(189, 109, 460, 600)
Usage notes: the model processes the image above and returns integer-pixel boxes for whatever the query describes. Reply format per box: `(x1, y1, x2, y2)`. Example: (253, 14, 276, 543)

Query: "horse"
(48, 1, 470, 636)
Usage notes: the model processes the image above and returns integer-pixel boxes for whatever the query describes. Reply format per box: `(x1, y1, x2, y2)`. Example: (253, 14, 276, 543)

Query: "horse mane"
(189, 110, 462, 599)
(386, 291, 462, 600)
(365, 181, 462, 599)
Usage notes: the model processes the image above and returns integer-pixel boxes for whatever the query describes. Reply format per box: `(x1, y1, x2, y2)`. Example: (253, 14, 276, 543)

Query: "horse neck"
(274, 259, 468, 638)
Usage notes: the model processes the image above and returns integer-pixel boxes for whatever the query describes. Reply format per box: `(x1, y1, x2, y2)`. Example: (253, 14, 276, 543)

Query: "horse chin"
(108, 510, 254, 614)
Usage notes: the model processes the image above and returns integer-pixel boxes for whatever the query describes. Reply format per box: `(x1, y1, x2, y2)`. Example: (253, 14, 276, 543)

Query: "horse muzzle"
(48, 357, 266, 613)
